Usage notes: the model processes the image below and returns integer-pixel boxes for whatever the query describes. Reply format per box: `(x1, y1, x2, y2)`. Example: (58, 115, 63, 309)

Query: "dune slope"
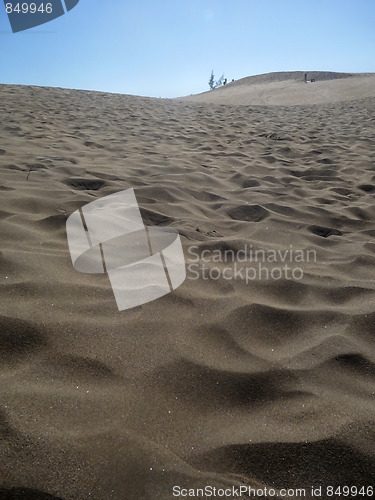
(0, 81, 375, 499)
(182, 71, 375, 105)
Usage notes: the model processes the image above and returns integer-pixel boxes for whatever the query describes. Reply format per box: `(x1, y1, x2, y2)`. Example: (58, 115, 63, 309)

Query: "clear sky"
(1, 0, 375, 97)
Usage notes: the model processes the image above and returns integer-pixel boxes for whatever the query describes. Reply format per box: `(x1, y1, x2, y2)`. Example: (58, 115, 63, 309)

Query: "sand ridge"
(0, 79, 375, 498)
(181, 71, 375, 105)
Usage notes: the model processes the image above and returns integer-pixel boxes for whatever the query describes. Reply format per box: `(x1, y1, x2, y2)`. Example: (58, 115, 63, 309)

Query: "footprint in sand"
(228, 204, 269, 222)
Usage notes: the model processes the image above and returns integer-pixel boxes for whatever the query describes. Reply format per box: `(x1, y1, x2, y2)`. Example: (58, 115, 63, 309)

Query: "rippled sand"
(0, 74, 375, 498)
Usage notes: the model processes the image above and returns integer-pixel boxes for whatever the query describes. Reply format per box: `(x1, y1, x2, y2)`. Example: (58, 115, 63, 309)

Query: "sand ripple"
(0, 83, 374, 498)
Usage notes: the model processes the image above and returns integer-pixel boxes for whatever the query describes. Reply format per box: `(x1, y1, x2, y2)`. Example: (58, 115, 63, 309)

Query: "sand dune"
(182, 71, 375, 105)
(0, 77, 375, 499)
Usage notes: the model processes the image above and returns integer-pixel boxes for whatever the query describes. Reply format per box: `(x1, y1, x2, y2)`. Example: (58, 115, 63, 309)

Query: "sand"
(183, 71, 375, 105)
(0, 72, 375, 499)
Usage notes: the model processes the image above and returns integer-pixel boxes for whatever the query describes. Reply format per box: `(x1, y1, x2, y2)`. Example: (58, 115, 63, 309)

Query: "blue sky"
(1, 0, 375, 97)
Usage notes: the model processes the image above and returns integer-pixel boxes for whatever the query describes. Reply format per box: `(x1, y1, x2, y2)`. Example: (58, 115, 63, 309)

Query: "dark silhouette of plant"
(209, 70, 215, 90)
(209, 71, 225, 90)
(215, 74, 225, 87)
